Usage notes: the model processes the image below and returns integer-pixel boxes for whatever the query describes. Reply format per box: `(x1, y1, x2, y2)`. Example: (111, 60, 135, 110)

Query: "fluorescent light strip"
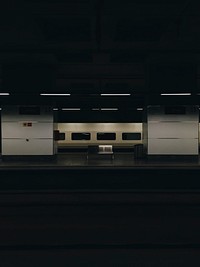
(40, 93, 71, 96)
(92, 108, 118, 111)
(62, 108, 81, 111)
(53, 108, 59, 111)
(0, 93, 10, 96)
(101, 94, 131, 96)
(160, 93, 191, 96)
(100, 108, 118, 111)
(137, 108, 143, 111)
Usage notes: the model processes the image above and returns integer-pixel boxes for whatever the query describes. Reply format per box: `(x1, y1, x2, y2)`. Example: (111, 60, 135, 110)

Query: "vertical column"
(146, 105, 199, 156)
(1, 105, 54, 156)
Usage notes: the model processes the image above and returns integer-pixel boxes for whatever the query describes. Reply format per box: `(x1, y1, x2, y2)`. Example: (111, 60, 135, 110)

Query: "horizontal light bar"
(160, 93, 191, 96)
(62, 108, 81, 111)
(100, 108, 118, 111)
(137, 108, 143, 111)
(100, 94, 131, 96)
(92, 108, 118, 111)
(40, 93, 71, 96)
(0, 93, 10, 96)
(53, 108, 59, 111)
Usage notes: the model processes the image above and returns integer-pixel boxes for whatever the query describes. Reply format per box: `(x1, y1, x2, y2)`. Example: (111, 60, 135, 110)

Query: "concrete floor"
(0, 152, 200, 169)
(0, 153, 200, 266)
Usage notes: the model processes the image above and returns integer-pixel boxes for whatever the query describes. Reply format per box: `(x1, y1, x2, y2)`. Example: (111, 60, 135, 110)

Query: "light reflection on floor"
(0, 153, 199, 168)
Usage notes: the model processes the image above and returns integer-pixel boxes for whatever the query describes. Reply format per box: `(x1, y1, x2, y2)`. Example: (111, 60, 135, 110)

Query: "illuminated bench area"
(98, 145, 114, 157)
(87, 145, 114, 160)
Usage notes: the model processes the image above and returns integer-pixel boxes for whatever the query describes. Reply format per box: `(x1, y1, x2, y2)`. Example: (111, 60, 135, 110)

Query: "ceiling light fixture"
(100, 94, 131, 96)
(62, 108, 81, 111)
(137, 108, 143, 111)
(40, 93, 71, 96)
(160, 93, 191, 96)
(100, 108, 118, 111)
(0, 93, 10, 96)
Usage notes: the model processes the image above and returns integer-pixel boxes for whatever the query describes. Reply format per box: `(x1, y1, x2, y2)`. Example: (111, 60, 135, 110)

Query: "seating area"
(58, 144, 144, 161)
(87, 145, 114, 160)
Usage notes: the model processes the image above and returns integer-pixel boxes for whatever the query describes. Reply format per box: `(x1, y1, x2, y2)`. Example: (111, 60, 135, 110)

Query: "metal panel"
(148, 138, 199, 155)
(1, 105, 55, 156)
(2, 122, 53, 138)
(148, 122, 199, 139)
(2, 139, 54, 155)
(147, 105, 199, 155)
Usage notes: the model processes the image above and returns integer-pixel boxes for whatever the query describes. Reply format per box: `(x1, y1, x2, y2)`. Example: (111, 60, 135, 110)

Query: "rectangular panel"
(2, 122, 53, 138)
(1, 106, 53, 122)
(2, 139, 54, 155)
(59, 133, 66, 140)
(97, 133, 116, 140)
(147, 106, 199, 122)
(71, 132, 91, 140)
(148, 138, 199, 155)
(122, 132, 141, 140)
(148, 122, 199, 139)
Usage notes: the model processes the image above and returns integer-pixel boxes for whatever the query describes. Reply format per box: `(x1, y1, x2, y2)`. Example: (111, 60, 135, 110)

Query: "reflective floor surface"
(0, 152, 199, 169)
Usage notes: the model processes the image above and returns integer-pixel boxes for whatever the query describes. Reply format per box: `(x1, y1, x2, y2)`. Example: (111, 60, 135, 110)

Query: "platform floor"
(0, 153, 200, 191)
(0, 152, 200, 169)
(0, 153, 200, 266)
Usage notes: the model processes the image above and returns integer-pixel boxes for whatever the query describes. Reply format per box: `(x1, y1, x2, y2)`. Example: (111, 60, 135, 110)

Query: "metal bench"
(87, 145, 114, 160)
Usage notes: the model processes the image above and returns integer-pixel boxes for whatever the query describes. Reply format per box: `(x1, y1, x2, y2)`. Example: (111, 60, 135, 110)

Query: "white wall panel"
(2, 139, 54, 155)
(2, 122, 53, 138)
(148, 122, 199, 139)
(147, 105, 199, 155)
(1, 106, 54, 156)
(148, 139, 199, 155)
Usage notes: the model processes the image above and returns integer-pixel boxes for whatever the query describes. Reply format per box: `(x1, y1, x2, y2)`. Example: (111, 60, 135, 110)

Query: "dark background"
(0, 1, 200, 266)
(0, 0, 200, 121)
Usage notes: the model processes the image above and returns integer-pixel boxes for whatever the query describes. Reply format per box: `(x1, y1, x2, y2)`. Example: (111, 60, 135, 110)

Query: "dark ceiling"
(0, 0, 199, 121)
